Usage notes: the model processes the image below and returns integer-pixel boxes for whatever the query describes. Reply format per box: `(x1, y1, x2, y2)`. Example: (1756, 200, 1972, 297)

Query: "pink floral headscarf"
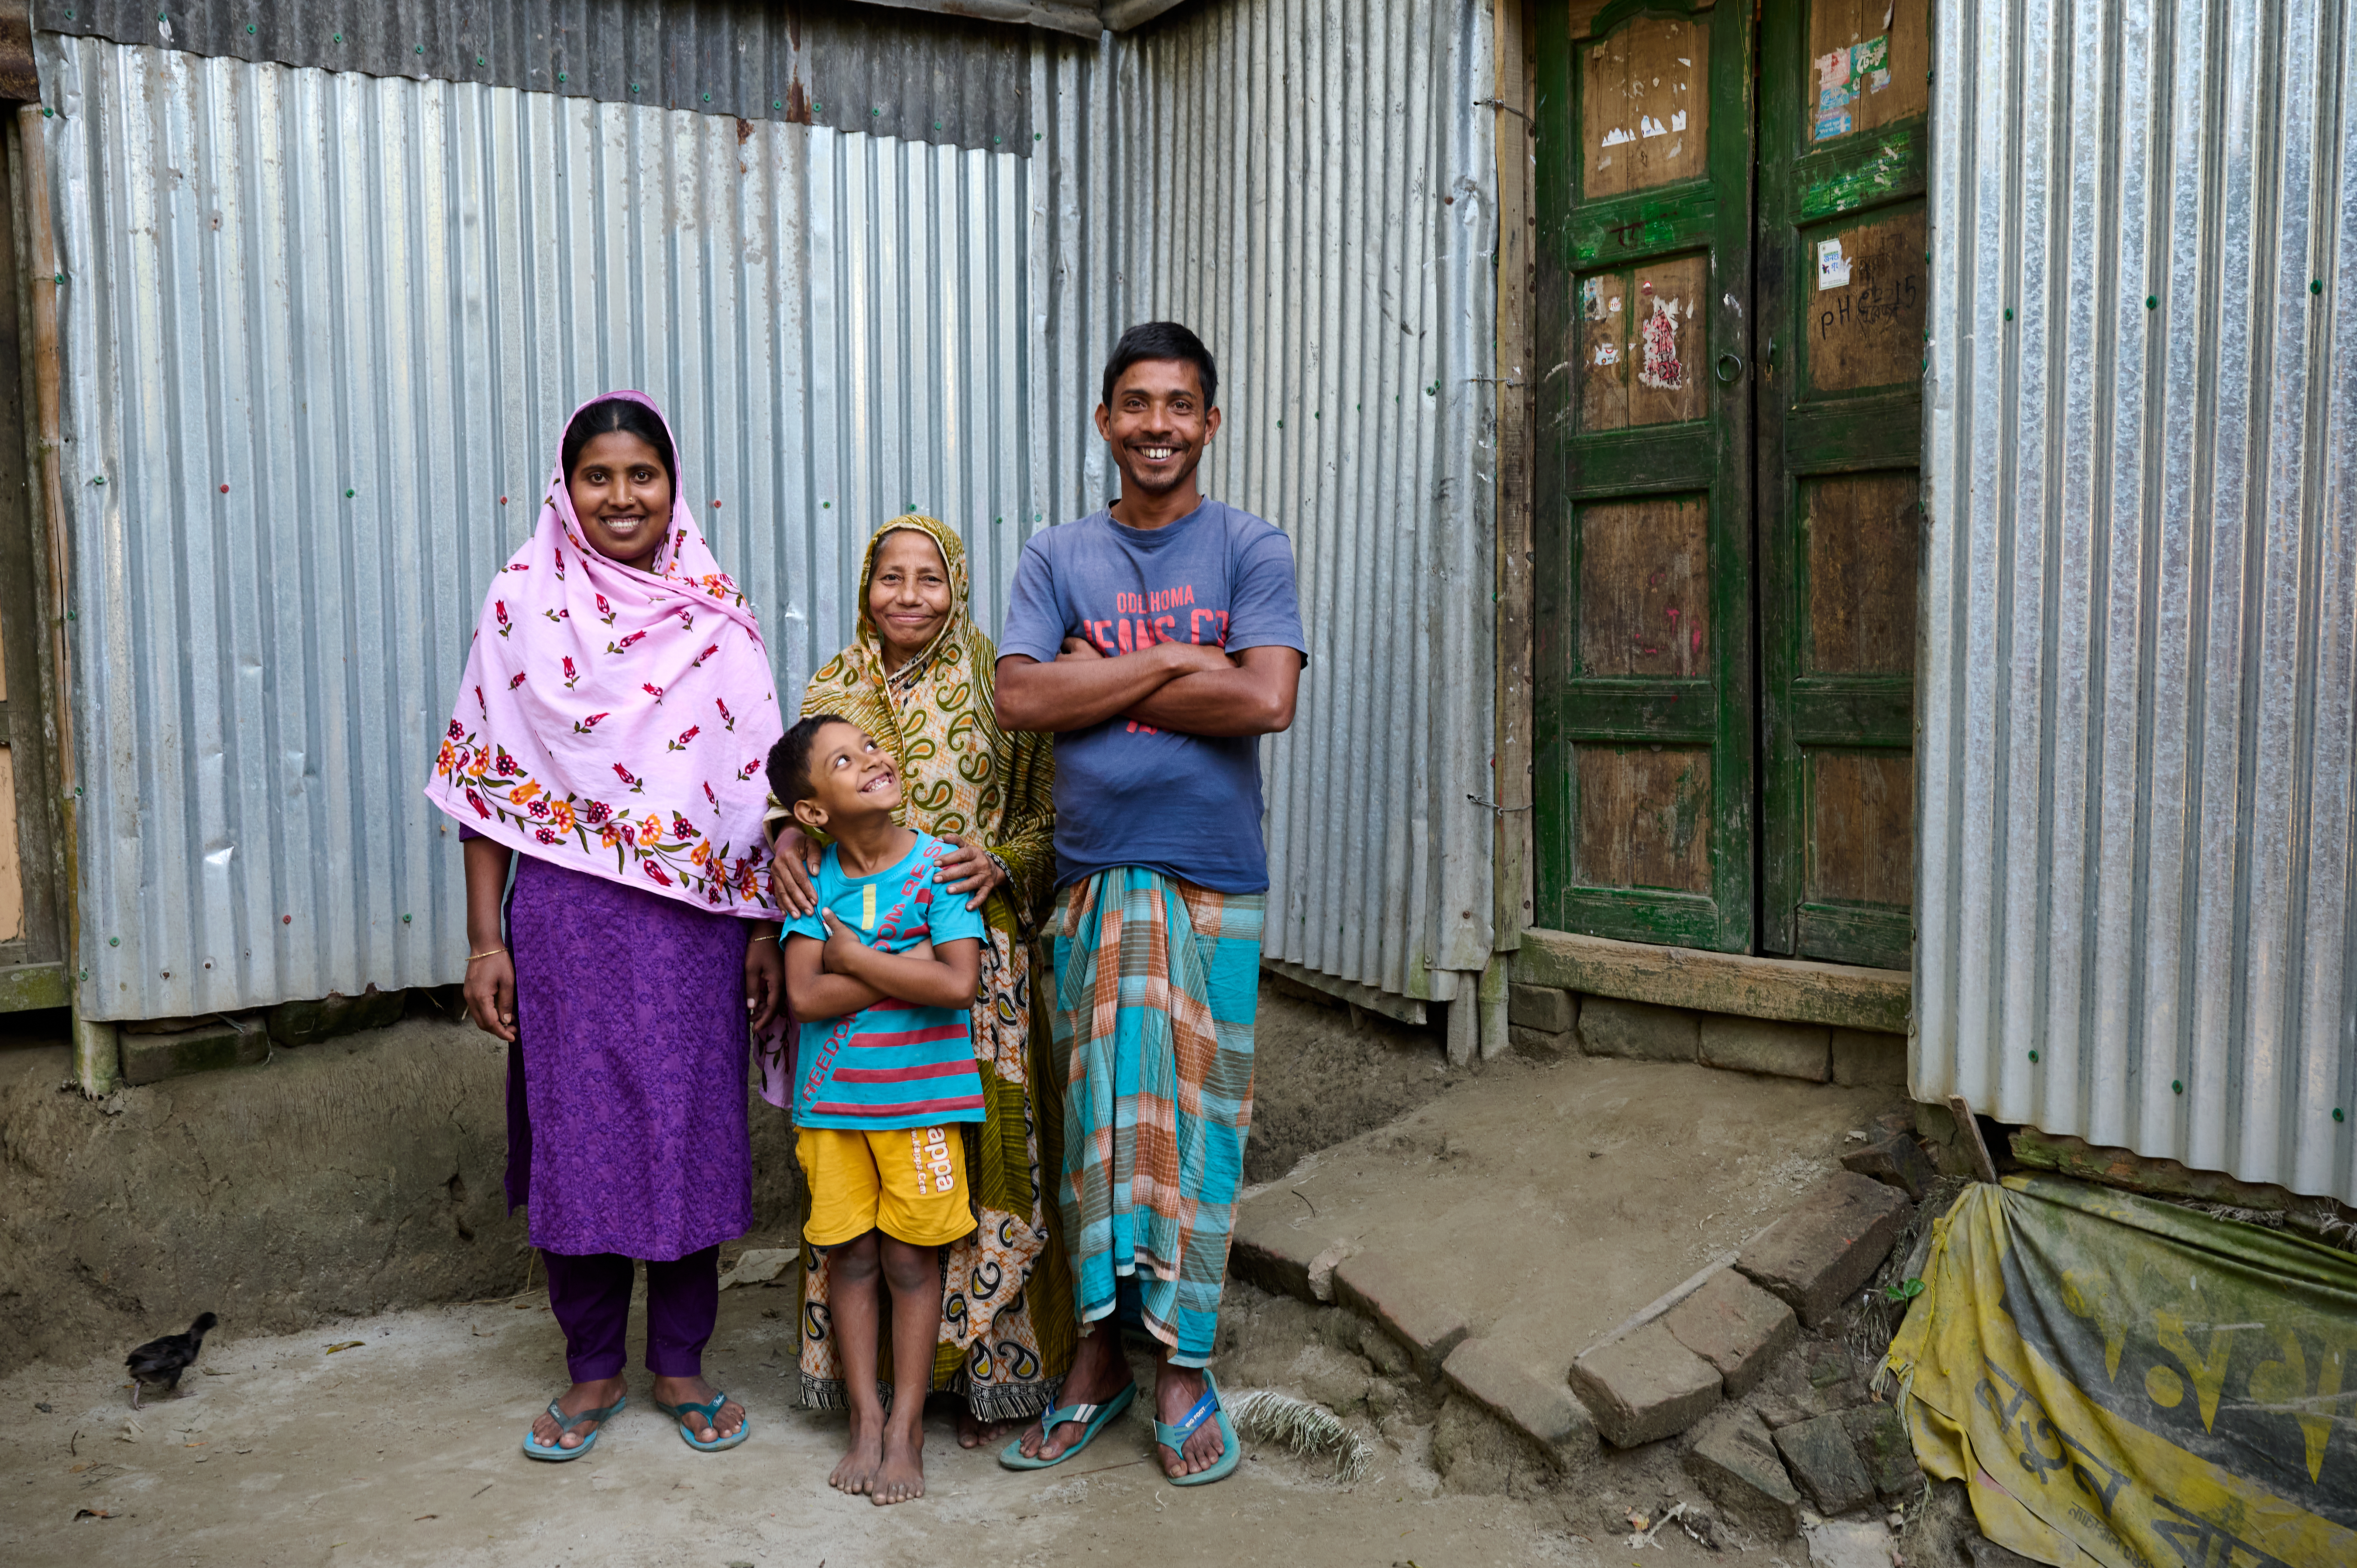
(424, 391, 783, 916)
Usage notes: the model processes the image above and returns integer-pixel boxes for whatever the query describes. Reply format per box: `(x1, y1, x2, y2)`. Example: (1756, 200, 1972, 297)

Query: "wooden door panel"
(1577, 745, 1715, 894)
(1577, 256, 1713, 431)
(1806, 751, 1912, 906)
(1802, 207, 1928, 395)
(1804, 472, 1918, 674)
(1758, 0, 1927, 970)
(1805, 0, 1931, 144)
(1579, 16, 1710, 199)
(1577, 495, 1711, 679)
(1538, 0, 1756, 952)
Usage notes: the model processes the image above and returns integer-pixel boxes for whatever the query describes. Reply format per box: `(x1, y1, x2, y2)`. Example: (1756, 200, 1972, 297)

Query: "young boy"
(768, 713, 985, 1506)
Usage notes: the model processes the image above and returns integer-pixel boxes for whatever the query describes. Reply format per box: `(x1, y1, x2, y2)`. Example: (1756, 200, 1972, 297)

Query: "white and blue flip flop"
(999, 1382, 1139, 1470)
(1154, 1369, 1241, 1487)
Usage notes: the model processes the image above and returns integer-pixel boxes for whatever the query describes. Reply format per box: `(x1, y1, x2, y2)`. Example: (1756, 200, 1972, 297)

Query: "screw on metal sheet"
(52, 273, 61, 284)
(2313, 279, 2325, 295)
(994, 136, 1001, 144)
(558, 72, 567, 82)
(283, 915, 292, 925)
(417, 45, 425, 54)
(92, 475, 105, 485)
(632, 84, 641, 93)
(934, 122, 942, 130)
(220, 483, 228, 493)
(345, 488, 355, 498)
(41, 107, 51, 117)
(2145, 295, 2158, 309)
(109, 937, 119, 947)
(402, 914, 412, 923)
(703, 93, 711, 103)
(478, 57, 486, 67)
(2004, 308, 2014, 320)
(2336, 1108, 2346, 1122)
(2172, 1079, 2184, 1094)
(774, 100, 783, 110)
(2028, 1050, 2039, 1063)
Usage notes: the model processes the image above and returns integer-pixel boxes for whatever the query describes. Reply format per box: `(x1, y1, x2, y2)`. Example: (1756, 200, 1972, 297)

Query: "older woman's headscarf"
(791, 514, 1053, 923)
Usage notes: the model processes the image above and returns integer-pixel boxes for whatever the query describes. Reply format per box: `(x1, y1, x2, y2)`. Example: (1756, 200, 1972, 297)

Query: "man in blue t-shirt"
(994, 322, 1305, 1486)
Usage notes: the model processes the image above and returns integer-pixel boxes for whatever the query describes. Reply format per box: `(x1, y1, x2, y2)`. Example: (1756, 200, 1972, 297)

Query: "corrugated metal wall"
(1916, 0, 2357, 1202)
(45, 0, 1063, 149)
(1035, 0, 1500, 1001)
(45, 30, 1053, 1019)
(41, 0, 1497, 1023)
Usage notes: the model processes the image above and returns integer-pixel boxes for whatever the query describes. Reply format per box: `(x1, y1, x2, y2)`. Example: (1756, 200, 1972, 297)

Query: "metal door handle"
(1715, 351, 1743, 383)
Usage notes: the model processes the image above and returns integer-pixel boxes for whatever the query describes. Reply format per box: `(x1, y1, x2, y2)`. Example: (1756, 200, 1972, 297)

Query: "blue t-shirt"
(782, 831, 989, 1129)
(997, 498, 1307, 893)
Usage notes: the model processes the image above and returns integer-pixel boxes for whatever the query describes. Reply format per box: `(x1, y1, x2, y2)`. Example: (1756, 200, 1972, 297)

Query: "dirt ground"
(0, 1282, 1747, 1568)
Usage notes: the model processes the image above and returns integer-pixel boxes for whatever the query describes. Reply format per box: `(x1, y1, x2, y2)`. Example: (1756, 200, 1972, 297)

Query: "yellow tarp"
(1886, 1174, 2357, 1568)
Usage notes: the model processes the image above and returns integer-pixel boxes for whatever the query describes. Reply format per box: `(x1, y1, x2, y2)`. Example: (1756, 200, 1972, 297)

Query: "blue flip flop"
(655, 1391, 749, 1452)
(1154, 1369, 1242, 1487)
(521, 1394, 625, 1461)
(998, 1382, 1138, 1470)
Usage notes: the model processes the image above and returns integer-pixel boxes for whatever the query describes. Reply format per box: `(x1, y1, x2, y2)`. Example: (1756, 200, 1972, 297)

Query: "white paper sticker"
(1671, 109, 1688, 132)
(1639, 114, 1669, 138)
(1601, 126, 1636, 147)
(1817, 238, 1852, 291)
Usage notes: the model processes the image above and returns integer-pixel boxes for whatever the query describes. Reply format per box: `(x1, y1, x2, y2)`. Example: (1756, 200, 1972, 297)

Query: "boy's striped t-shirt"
(783, 831, 988, 1129)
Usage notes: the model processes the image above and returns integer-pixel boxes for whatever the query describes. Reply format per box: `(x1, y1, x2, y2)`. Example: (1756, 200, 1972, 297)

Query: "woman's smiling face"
(867, 528, 952, 669)
(567, 430, 672, 571)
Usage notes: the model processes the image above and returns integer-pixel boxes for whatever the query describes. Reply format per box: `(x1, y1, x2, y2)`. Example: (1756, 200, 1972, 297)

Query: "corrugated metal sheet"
(44, 0, 1497, 1024)
(1915, 0, 2357, 1202)
(44, 29, 1062, 1019)
(1031, 0, 1499, 1001)
(41, 0, 1050, 154)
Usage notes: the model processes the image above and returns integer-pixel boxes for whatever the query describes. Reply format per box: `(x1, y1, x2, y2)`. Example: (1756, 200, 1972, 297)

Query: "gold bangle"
(466, 946, 506, 963)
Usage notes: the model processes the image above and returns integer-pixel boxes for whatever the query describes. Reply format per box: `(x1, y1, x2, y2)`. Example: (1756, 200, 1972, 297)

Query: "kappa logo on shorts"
(910, 1126, 957, 1194)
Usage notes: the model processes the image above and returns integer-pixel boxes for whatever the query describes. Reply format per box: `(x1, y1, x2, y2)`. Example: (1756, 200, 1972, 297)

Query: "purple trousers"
(543, 1246, 720, 1381)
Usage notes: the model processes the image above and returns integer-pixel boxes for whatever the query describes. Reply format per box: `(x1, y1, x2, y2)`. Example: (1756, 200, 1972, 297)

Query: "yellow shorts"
(796, 1125, 973, 1248)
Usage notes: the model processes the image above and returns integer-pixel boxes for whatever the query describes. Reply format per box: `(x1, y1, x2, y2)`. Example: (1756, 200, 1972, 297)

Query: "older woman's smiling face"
(867, 528, 952, 669)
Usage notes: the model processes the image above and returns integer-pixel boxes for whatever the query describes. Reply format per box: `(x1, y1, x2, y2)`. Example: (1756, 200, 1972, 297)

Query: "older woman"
(769, 514, 1070, 1446)
(429, 392, 786, 1459)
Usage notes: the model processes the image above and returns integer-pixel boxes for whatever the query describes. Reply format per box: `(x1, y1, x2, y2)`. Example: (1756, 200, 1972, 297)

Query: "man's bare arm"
(994, 639, 1229, 733)
(1119, 644, 1301, 736)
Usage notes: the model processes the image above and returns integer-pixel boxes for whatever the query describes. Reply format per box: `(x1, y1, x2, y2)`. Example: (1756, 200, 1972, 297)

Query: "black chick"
(125, 1312, 217, 1410)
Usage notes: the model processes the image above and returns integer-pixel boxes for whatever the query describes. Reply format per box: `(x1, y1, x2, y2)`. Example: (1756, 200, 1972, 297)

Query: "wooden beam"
(1491, 0, 1537, 954)
(1511, 925, 1910, 1033)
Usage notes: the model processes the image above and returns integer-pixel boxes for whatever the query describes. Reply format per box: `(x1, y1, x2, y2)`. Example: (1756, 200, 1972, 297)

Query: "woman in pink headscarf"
(426, 393, 786, 1460)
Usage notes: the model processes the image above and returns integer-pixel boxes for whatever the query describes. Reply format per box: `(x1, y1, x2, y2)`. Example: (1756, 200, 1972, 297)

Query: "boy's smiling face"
(793, 720, 901, 834)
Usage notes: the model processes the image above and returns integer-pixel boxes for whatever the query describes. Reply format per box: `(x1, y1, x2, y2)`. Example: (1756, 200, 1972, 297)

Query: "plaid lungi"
(1049, 867, 1264, 1367)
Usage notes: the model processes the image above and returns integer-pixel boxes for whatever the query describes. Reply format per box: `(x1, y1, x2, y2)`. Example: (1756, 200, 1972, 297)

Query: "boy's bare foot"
(871, 1419, 926, 1504)
(956, 1407, 1017, 1449)
(1016, 1328, 1131, 1462)
(831, 1404, 885, 1494)
(529, 1374, 627, 1451)
(651, 1373, 743, 1444)
(1153, 1359, 1225, 1477)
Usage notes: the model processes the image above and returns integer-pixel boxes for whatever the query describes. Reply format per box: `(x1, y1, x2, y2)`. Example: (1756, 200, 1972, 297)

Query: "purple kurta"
(500, 847, 754, 1261)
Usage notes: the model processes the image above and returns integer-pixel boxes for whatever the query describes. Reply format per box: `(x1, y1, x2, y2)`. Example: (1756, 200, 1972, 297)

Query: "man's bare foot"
(956, 1407, 1017, 1449)
(871, 1418, 926, 1504)
(831, 1404, 884, 1494)
(651, 1373, 744, 1445)
(1016, 1328, 1132, 1462)
(1152, 1359, 1224, 1477)
(529, 1374, 628, 1451)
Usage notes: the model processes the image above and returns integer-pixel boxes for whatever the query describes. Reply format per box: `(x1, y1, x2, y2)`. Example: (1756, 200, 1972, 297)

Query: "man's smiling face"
(1096, 357, 1221, 502)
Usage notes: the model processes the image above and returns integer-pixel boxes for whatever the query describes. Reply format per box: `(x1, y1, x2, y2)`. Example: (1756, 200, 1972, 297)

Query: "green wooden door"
(1533, 0, 1757, 952)
(1755, 0, 1929, 969)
